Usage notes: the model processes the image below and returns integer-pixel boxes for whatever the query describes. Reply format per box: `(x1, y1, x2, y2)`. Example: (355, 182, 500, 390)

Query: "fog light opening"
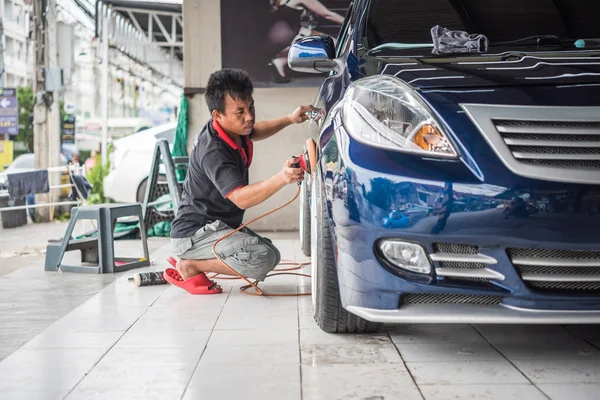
(379, 240, 431, 274)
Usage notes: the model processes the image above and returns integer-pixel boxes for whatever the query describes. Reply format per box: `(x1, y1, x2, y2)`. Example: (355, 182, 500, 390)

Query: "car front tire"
(312, 167, 382, 334)
(137, 174, 167, 204)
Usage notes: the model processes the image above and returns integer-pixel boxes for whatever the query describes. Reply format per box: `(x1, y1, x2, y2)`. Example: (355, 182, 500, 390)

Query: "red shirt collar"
(212, 120, 253, 168)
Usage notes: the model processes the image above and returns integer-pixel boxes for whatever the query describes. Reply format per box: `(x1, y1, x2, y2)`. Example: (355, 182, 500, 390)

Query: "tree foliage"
(16, 86, 34, 152)
(15, 88, 68, 153)
(86, 145, 112, 204)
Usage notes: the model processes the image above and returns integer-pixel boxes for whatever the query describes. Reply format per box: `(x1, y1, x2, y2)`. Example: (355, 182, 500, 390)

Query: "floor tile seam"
(399, 358, 505, 363)
(8, 346, 128, 352)
(299, 360, 407, 366)
(470, 325, 552, 400)
(297, 297, 304, 400)
(0, 242, 170, 350)
(385, 328, 426, 400)
(60, 301, 156, 400)
(534, 381, 600, 398)
(527, 379, 600, 385)
(505, 356, 600, 361)
(0, 280, 122, 362)
(563, 326, 600, 353)
(179, 286, 233, 400)
(387, 340, 497, 347)
(417, 382, 549, 386)
(33, 327, 131, 333)
(535, 383, 600, 386)
(299, 342, 399, 346)
(0, 337, 37, 365)
(0, 329, 91, 357)
(403, 356, 600, 363)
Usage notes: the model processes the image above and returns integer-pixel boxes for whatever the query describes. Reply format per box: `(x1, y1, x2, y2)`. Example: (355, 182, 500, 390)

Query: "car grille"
(508, 248, 600, 293)
(431, 243, 503, 283)
(529, 281, 600, 291)
(403, 294, 502, 305)
(433, 243, 479, 255)
(519, 159, 600, 168)
(495, 120, 600, 170)
(461, 104, 600, 184)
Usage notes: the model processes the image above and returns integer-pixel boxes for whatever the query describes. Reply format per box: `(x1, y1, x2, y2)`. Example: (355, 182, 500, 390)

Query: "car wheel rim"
(299, 180, 305, 249)
(311, 177, 318, 311)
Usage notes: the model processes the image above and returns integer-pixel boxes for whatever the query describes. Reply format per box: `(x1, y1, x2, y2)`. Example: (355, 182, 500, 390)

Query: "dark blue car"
(290, 0, 600, 333)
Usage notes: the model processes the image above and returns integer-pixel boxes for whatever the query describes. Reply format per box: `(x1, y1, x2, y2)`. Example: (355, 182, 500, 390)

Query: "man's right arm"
(226, 157, 304, 210)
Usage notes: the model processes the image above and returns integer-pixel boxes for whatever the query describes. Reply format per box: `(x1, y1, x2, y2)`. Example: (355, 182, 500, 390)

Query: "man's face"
(214, 94, 255, 136)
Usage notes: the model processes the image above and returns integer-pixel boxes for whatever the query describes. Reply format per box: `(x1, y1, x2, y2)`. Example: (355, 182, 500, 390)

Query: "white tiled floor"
(1, 234, 600, 400)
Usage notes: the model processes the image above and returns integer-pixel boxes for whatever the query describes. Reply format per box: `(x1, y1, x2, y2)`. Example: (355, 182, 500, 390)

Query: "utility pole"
(0, 19, 7, 143)
(32, 0, 49, 222)
(32, 0, 61, 222)
(0, 19, 4, 89)
(46, 0, 61, 215)
(101, 14, 109, 167)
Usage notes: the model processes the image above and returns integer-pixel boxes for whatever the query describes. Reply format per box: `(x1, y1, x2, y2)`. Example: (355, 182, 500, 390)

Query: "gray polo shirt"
(170, 119, 253, 238)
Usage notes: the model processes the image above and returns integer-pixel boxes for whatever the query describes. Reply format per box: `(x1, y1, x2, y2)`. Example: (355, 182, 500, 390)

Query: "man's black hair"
(205, 69, 254, 114)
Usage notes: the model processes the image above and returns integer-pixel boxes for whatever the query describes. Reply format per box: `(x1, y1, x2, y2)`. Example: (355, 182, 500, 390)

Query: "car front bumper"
(347, 303, 600, 324)
(333, 215, 600, 323)
(324, 129, 600, 323)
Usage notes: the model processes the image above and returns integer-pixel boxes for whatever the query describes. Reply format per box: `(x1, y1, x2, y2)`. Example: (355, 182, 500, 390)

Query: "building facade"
(1, 0, 33, 88)
(0, 0, 181, 152)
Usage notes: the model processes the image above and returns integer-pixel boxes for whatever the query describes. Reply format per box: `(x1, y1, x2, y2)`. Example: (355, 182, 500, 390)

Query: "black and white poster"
(221, 0, 351, 87)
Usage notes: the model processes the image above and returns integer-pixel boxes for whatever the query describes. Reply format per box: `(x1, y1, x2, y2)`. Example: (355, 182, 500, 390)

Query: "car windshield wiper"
(365, 42, 433, 56)
(490, 35, 563, 48)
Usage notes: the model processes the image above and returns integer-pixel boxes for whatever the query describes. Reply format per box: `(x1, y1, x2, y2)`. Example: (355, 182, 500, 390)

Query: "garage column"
(182, 0, 317, 230)
(182, 0, 220, 152)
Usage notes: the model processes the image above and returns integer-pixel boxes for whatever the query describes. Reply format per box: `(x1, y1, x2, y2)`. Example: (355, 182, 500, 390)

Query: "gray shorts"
(171, 220, 281, 282)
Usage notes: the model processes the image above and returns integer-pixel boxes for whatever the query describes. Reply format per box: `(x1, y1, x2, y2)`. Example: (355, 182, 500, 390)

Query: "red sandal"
(163, 257, 223, 295)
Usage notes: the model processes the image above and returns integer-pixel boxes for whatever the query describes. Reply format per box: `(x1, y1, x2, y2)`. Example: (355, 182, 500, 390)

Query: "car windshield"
(7, 153, 67, 171)
(62, 143, 78, 153)
(9, 154, 34, 170)
(366, 0, 600, 51)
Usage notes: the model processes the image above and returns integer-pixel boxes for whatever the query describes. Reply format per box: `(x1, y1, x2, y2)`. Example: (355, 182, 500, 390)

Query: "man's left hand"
(289, 105, 322, 124)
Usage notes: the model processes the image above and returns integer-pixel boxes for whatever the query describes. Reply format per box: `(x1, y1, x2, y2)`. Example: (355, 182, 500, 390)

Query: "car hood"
(413, 83, 600, 188)
(367, 48, 600, 89)
(112, 122, 176, 147)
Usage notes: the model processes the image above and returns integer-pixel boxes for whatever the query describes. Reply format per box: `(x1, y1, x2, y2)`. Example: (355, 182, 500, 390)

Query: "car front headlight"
(341, 75, 457, 158)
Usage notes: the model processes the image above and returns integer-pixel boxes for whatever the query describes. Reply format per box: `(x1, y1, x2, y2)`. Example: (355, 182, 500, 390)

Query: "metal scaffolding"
(95, 0, 184, 88)
(85, 0, 184, 165)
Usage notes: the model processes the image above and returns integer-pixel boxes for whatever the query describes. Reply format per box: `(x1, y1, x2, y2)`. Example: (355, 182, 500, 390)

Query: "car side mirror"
(288, 35, 338, 74)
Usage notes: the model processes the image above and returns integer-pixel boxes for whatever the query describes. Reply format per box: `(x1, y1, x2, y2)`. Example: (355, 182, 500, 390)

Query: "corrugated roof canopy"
(102, 0, 183, 61)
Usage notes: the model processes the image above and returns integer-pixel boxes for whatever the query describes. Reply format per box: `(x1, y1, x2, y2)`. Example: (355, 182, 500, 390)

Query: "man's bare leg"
(176, 258, 238, 280)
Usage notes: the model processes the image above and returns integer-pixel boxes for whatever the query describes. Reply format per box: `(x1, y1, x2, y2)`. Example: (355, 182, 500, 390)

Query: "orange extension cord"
(208, 185, 311, 297)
